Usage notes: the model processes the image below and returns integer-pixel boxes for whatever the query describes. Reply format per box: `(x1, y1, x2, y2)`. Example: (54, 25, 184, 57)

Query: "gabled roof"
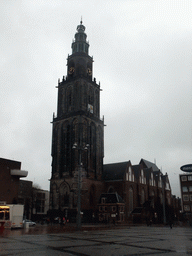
(144, 167, 153, 181)
(153, 170, 162, 182)
(98, 192, 125, 204)
(132, 165, 141, 180)
(140, 159, 160, 172)
(103, 161, 130, 181)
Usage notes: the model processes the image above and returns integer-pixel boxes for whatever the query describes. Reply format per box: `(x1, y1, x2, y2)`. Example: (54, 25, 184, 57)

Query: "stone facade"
(49, 21, 104, 221)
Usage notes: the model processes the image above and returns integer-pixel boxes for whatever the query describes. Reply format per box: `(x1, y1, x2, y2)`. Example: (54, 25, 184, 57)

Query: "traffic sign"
(180, 164, 192, 172)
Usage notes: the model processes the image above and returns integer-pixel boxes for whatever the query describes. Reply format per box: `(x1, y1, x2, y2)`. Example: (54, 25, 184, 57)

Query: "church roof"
(103, 161, 130, 181)
(140, 158, 160, 172)
(98, 192, 125, 204)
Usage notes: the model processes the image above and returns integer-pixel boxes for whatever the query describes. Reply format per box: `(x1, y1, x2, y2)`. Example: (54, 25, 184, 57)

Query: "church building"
(49, 21, 174, 224)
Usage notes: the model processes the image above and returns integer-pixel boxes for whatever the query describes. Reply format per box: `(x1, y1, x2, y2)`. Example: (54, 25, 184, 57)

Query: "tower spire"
(71, 20, 89, 55)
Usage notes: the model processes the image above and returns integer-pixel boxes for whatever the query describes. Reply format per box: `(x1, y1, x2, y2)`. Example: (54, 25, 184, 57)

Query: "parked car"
(23, 219, 36, 227)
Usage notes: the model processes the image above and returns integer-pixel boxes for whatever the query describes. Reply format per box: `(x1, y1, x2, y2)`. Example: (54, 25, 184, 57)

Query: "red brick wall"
(0, 158, 21, 204)
(81, 178, 105, 211)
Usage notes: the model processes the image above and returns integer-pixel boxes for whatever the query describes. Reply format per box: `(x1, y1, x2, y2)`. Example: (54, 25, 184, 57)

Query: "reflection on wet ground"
(0, 223, 113, 236)
(0, 224, 77, 236)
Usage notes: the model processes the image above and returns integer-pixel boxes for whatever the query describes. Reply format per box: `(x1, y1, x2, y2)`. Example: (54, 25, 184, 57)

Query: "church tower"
(50, 21, 104, 218)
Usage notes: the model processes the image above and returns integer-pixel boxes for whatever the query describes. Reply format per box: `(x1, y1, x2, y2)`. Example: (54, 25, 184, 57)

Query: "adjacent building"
(180, 173, 192, 213)
(0, 157, 28, 204)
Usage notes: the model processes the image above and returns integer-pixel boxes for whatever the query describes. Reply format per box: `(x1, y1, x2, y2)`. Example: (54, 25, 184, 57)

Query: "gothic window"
(140, 169, 145, 184)
(79, 43, 83, 51)
(128, 167, 134, 182)
(73, 44, 77, 53)
(165, 180, 170, 190)
(66, 87, 72, 112)
(150, 172, 154, 186)
(129, 187, 133, 213)
(66, 125, 71, 170)
(60, 122, 68, 175)
(88, 87, 94, 105)
(98, 126, 102, 174)
(83, 84, 87, 108)
(52, 125, 59, 175)
(141, 188, 145, 205)
(52, 184, 58, 209)
(89, 123, 96, 175)
(151, 190, 155, 208)
(158, 175, 162, 188)
(60, 183, 69, 207)
(108, 186, 115, 193)
(82, 120, 88, 143)
(72, 119, 78, 144)
(95, 90, 99, 117)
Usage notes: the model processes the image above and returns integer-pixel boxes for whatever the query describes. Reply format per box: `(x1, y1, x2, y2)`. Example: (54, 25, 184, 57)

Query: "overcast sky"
(1, 0, 192, 197)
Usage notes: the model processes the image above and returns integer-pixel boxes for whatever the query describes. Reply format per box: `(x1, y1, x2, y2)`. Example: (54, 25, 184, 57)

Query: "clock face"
(87, 68, 92, 75)
(69, 67, 75, 74)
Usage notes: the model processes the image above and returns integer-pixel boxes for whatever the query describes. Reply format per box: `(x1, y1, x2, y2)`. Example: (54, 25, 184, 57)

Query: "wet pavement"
(0, 225, 192, 255)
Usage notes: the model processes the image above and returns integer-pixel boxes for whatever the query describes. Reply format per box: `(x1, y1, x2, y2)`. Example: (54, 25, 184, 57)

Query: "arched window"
(158, 175, 162, 188)
(88, 87, 94, 105)
(129, 167, 134, 182)
(140, 169, 146, 184)
(60, 183, 69, 208)
(66, 87, 72, 112)
(141, 188, 145, 205)
(129, 187, 133, 213)
(98, 126, 103, 174)
(108, 186, 115, 193)
(95, 90, 99, 117)
(151, 190, 155, 208)
(52, 184, 58, 209)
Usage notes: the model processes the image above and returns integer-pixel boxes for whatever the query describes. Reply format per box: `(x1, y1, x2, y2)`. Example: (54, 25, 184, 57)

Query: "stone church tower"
(50, 21, 105, 219)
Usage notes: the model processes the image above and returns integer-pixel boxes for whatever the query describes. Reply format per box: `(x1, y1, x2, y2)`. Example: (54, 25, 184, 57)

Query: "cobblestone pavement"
(0, 225, 192, 255)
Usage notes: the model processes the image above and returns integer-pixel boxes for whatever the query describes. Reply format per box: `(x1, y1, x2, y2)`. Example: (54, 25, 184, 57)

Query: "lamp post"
(72, 142, 89, 230)
(162, 180, 166, 225)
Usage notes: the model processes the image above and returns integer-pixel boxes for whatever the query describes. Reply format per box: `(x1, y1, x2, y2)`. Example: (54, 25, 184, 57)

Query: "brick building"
(103, 159, 172, 223)
(180, 173, 192, 213)
(0, 157, 28, 204)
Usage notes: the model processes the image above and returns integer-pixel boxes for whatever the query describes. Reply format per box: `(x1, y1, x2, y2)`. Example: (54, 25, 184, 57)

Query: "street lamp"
(72, 142, 89, 230)
(162, 179, 166, 225)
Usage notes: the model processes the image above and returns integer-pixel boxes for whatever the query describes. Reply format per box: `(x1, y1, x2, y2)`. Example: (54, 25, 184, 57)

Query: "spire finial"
(80, 16, 83, 24)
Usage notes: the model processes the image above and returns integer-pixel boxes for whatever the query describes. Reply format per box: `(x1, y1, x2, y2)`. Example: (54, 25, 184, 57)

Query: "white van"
(0, 204, 24, 229)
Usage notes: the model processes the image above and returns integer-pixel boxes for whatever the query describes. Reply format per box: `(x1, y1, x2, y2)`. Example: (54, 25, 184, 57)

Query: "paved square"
(0, 226, 192, 255)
